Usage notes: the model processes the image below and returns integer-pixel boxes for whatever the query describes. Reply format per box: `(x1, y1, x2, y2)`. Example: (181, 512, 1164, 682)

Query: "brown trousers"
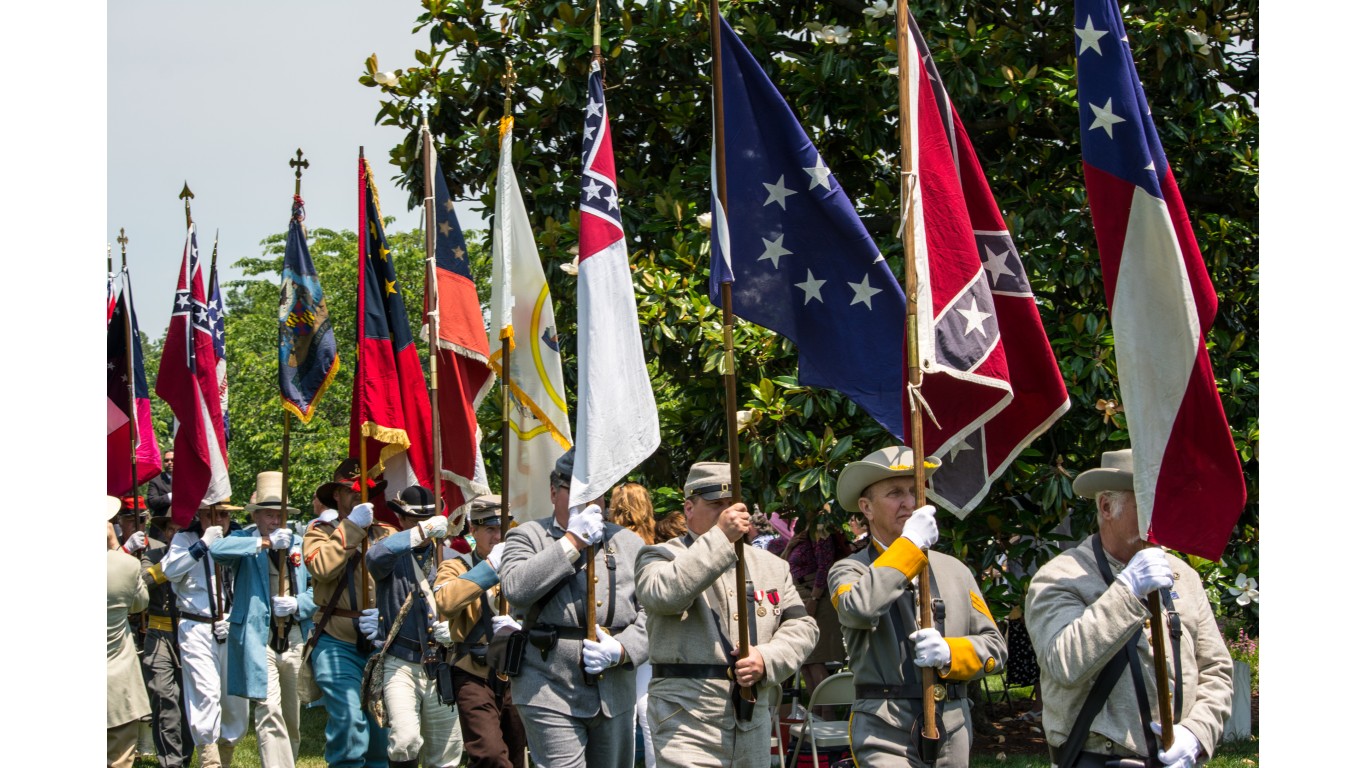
(453, 666, 527, 768)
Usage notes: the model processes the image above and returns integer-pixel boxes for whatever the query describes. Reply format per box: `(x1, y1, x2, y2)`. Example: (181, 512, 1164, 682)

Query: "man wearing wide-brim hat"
(431, 494, 529, 768)
(827, 445, 1006, 768)
(209, 471, 316, 767)
(159, 498, 250, 768)
(135, 506, 194, 768)
(1025, 449, 1233, 768)
(107, 496, 151, 768)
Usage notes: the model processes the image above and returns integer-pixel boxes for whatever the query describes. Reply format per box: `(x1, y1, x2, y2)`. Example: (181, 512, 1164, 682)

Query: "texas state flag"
(1076, 0, 1247, 560)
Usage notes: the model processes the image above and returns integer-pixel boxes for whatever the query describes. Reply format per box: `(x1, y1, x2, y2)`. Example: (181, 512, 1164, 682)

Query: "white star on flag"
(1075, 16, 1108, 56)
(982, 246, 1015, 286)
(957, 297, 991, 336)
(584, 123, 598, 142)
(847, 273, 883, 309)
(176, 293, 191, 309)
(804, 158, 833, 190)
(587, 99, 603, 118)
(758, 234, 792, 268)
(948, 439, 975, 462)
(1089, 98, 1126, 139)
(605, 189, 618, 210)
(763, 175, 796, 210)
(584, 179, 604, 200)
(438, 221, 452, 236)
(795, 269, 826, 305)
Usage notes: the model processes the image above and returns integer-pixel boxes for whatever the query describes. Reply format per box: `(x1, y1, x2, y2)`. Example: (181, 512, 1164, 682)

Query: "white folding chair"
(785, 670, 855, 768)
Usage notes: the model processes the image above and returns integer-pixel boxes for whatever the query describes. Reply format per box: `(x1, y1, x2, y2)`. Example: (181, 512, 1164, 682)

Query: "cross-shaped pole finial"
(416, 89, 436, 123)
(290, 149, 310, 196)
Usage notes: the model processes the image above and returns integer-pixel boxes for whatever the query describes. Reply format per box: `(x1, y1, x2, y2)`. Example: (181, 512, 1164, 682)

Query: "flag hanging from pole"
(568, 61, 660, 508)
(108, 270, 162, 496)
(489, 115, 573, 522)
(279, 195, 339, 423)
(898, 14, 1070, 515)
(208, 245, 230, 442)
(709, 17, 907, 440)
(1075, 0, 1246, 560)
(155, 226, 231, 527)
(424, 145, 494, 515)
(351, 156, 433, 524)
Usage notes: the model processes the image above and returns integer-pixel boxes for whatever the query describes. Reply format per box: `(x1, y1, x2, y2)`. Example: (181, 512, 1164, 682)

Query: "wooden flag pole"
(417, 91, 446, 563)
(277, 150, 310, 641)
(117, 230, 140, 527)
(357, 149, 373, 613)
(896, 0, 940, 748)
(1147, 590, 1175, 749)
(498, 60, 517, 616)
(580, 2, 603, 687)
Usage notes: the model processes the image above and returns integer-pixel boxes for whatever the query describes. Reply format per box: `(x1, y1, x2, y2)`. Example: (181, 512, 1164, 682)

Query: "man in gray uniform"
(636, 461, 818, 768)
(1025, 449, 1233, 768)
(138, 514, 193, 768)
(498, 448, 650, 768)
(828, 446, 1007, 768)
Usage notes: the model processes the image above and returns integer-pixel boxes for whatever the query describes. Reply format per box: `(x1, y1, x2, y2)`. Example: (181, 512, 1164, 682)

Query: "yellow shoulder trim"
(969, 591, 997, 626)
(832, 582, 853, 608)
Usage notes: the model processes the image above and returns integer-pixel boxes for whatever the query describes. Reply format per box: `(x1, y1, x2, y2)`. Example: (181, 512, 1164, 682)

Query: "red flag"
(351, 157, 433, 526)
(107, 270, 163, 495)
(155, 226, 231, 527)
(900, 18, 1070, 516)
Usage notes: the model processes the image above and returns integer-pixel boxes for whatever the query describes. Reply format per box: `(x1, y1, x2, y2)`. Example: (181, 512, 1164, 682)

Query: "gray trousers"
(648, 694, 770, 768)
(850, 698, 972, 768)
(517, 703, 634, 768)
(141, 628, 192, 768)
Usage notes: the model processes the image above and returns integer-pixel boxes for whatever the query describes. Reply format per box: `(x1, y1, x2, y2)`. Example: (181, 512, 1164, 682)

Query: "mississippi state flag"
(1076, 0, 1246, 560)
(900, 16, 1070, 515)
(156, 225, 232, 527)
(108, 269, 162, 496)
(568, 61, 660, 508)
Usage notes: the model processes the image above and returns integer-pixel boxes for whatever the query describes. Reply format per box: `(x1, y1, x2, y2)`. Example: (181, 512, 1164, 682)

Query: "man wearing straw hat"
(828, 445, 1006, 768)
(432, 494, 528, 768)
(210, 471, 317, 767)
(160, 499, 251, 768)
(365, 484, 464, 768)
(304, 458, 397, 768)
(1025, 449, 1233, 768)
(635, 460, 818, 768)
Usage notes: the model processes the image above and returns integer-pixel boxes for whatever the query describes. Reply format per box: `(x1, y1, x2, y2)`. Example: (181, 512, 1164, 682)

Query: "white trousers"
(178, 620, 249, 748)
(382, 655, 464, 766)
(255, 624, 304, 768)
(636, 661, 656, 768)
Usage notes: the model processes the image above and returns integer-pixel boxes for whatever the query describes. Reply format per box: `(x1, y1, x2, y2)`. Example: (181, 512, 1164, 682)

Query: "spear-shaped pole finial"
(501, 61, 517, 119)
(179, 182, 195, 228)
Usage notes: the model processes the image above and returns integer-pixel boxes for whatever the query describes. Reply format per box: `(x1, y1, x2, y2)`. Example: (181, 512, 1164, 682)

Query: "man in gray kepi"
(636, 460, 817, 768)
(498, 448, 650, 768)
(828, 445, 1006, 768)
(1026, 449, 1233, 768)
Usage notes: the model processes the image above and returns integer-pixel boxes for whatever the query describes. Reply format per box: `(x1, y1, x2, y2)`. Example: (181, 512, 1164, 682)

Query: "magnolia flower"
(373, 70, 400, 87)
(864, 1, 892, 19)
(697, 212, 712, 229)
(809, 23, 851, 45)
(1228, 573, 1258, 606)
(559, 260, 579, 277)
(1184, 29, 1212, 56)
(735, 409, 758, 430)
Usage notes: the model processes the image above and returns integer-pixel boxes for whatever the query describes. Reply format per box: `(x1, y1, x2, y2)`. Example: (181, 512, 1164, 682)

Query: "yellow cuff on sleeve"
(939, 637, 986, 681)
(831, 582, 853, 608)
(873, 538, 928, 582)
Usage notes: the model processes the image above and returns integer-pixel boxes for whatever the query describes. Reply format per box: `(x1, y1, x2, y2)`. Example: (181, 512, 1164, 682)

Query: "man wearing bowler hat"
(828, 445, 1006, 768)
(636, 461, 818, 768)
(433, 495, 529, 768)
(1025, 449, 1233, 768)
(210, 471, 316, 767)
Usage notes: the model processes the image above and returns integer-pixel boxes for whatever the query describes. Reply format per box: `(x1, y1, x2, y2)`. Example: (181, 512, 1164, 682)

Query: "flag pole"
(358, 148, 373, 613)
(277, 151, 310, 641)
(418, 92, 445, 564)
(498, 60, 517, 617)
(896, 0, 940, 752)
(581, 1, 603, 688)
(118, 231, 141, 523)
(709, 0, 755, 709)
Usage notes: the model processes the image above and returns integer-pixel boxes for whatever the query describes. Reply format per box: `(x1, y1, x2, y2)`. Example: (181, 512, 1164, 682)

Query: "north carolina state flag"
(1076, 0, 1246, 560)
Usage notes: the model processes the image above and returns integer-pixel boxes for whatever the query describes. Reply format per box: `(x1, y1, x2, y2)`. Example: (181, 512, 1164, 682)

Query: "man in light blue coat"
(211, 471, 317, 768)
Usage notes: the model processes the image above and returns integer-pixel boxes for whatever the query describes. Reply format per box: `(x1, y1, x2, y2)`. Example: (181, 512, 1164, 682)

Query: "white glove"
(212, 620, 229, 641)
(268, 528, 293, 550)
(348, 502, 374, 529)
(900, 505, 939, 549)
(567, 503, 604, 546)
(582, 626, 624, 674)
(1117, 548, 1174, 599)
(200, 525, 224, 548)
(271, 595, 298, 617)
(492, 614, 521, 636)
(358, 607, 382, 641)
(486, 542, 506, 572)
(1151, 722, 1201, 768)
(429, 620, 454, 646)
(418, 515, 449, 540)
(121, 531, 147, 554)
(909, 628, 952, 669)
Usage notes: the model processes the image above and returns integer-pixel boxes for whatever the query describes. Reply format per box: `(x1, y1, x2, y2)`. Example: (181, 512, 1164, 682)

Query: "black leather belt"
(653, 663, 732, 680)
(179, 611, 215, 624)
(1048, 746, 1150, 768)
(855, 681, 968, 700)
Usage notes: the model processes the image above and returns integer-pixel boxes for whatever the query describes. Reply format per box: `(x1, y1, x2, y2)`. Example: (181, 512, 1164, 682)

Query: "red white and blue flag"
(107, 269, 162, 496)
(1076, 0, 1246, 560)
(156, 226, 231, 527)
(900, 16, 1070, 515)
(207, 244, 230, 442)
(568, 62, 660, 508)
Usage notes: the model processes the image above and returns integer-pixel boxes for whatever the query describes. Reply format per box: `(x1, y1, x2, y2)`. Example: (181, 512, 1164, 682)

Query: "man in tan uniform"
(828, 446, 1006, 768)
(1025, 449, 1233, 768)
(108, 497, 152, 768)
(636, 462, 819, 768)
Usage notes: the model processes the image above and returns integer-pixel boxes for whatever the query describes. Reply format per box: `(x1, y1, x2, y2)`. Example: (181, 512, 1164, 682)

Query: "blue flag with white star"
(709, 18, 906, 438)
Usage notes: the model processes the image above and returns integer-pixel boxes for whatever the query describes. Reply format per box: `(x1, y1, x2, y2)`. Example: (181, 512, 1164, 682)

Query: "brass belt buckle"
(932, 683, 948, 702)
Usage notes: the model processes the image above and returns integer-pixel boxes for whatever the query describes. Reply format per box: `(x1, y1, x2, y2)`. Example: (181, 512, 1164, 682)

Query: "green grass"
(966, 736, 1259, 767)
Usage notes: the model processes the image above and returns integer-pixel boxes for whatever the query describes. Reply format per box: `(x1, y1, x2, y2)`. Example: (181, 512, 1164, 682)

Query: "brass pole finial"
(290, 149, 310, 197)
(117, 228, 129, 270)
(179, 182, 195, 228)
(501, 61, 517, 118)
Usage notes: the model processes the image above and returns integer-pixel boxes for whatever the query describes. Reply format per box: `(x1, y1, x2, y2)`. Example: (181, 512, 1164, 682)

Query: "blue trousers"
(312, 633, 389, 768)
